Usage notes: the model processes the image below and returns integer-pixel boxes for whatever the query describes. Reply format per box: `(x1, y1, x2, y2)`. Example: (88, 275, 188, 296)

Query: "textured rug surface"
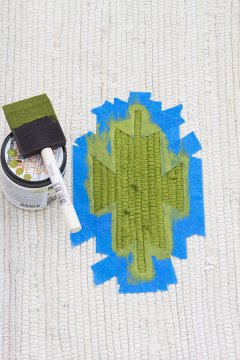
(0, 0, 240, 359)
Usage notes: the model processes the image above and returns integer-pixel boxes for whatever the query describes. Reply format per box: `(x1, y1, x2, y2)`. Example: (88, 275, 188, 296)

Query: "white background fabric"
(0, 0, 239, 359)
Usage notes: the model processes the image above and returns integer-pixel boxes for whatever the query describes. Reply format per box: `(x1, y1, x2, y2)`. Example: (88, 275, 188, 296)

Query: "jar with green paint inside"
(0, 134, 67, 209)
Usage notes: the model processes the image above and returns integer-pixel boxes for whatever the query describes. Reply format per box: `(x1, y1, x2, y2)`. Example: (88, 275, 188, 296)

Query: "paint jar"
(0, 133, 67, 210)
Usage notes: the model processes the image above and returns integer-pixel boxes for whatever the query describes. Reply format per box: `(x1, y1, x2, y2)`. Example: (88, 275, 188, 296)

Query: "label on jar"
(0, 165, 56, 209)
(0, 135, 66, 210)
(5, 136, 63, 182)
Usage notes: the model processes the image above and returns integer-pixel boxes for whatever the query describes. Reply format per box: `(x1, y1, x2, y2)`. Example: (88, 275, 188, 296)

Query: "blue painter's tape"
(92, 255, 126, 285)
(128, 91, 152, 105)
(118, 258, 177, 294)
(113, 98, 129, 119)
(163, 105, 184, 124)
(172, 156, 205, 259)
(91, 255, 177, 293)
(181, 132, 202, 155)
(71, 92, 205, 293)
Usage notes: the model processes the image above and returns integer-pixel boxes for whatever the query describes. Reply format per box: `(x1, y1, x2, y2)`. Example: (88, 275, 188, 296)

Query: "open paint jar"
(0, 134, 67, 210)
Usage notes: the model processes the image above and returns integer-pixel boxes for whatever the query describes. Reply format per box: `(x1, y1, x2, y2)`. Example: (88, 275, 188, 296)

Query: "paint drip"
(0, 134, 67, 210)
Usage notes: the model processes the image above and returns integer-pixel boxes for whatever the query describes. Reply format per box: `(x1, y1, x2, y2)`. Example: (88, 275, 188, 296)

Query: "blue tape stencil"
(71, 92, 205, 293)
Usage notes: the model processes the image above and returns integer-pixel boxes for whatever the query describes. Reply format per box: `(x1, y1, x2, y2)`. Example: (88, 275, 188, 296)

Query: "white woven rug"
(0, 0, 240, 359)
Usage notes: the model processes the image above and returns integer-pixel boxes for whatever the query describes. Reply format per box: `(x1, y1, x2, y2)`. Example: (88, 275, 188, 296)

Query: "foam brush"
(3, 94, 81, 233)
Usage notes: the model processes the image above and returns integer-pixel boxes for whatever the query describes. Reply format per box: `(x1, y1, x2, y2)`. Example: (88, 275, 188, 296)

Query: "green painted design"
(87, 104, 189, 281)
(16, 168, 24, 176)
(24, 174, 32, 181)
(2, 94, 57, 129)
(8, 159, 19, 168)
(7, 148, 17, 157)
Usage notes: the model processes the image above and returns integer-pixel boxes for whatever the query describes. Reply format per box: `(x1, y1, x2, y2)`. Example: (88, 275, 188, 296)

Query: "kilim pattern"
(91, 108, 186, 280)
(72, 93, 204, 293)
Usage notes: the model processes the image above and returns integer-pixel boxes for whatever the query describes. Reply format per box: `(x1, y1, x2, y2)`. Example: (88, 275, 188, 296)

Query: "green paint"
(16, 168, 24, 176)
(2, 94, 57, 129)
(7, 148, 17, 157)
(24, 174, 32, 181)
(87, 104, 189, 281)
(9, 159, 18, 168)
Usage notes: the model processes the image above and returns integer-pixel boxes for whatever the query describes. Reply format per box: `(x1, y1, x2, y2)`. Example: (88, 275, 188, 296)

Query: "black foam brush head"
(2, 94, 66, 158)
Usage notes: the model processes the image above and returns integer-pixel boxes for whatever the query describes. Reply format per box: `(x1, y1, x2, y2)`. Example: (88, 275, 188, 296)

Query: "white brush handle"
(41, 147, 81, 233)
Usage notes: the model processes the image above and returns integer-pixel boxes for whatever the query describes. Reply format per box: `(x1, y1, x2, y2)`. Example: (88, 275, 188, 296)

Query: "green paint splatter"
(7, 148, 17, 157)
(9, 160, 18, 168)
(16, 168, 24, 176)
(86, 104, 189, 282)
(24, 174, 32, 181)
